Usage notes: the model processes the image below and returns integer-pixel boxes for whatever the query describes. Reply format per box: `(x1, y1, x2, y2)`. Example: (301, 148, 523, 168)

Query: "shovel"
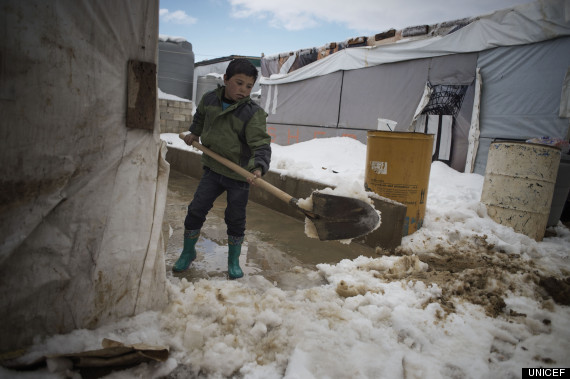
(178, 133, 379, 241)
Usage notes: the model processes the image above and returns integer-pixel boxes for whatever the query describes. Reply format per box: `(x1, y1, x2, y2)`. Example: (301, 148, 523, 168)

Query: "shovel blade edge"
(310, 192, 380, 241)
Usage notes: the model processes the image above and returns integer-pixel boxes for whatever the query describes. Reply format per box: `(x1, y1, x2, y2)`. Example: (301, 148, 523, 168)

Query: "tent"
(0, 0, 168, 350)
(260, 0, 570, 174)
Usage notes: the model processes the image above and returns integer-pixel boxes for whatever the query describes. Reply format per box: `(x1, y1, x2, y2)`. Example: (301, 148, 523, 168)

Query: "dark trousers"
(184, 167, 250, 237)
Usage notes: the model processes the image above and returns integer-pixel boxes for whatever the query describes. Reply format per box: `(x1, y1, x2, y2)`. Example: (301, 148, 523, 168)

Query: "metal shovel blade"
(308, 192, 380, 241)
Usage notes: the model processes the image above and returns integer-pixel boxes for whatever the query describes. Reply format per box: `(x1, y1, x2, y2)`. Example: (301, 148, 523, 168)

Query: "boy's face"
(224, 73, 255, 102)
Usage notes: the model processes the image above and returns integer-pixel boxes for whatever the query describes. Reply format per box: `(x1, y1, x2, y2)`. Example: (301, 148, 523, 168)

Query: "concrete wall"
(159, 99, 193, 134)
(165, 146, 406, 251)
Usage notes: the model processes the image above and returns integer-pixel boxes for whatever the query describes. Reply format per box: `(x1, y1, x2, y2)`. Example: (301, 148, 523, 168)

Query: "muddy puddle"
(162, 170, 377, 290)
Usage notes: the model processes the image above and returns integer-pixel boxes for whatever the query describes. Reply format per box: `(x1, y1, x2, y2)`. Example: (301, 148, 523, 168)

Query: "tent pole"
(336, 70, 345, 129)
(464, 68, 482, 173)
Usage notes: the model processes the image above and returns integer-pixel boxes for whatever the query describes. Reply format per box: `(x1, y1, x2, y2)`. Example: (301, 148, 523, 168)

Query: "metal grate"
(422, 84, 468, 116)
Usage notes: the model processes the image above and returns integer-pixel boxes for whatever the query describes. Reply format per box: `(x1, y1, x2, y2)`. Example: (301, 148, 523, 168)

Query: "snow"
(158, 88, 190, 102)
(4, 136, 569, 379)
(205, 72, 224, 80)
(158, 34, 188, 43)
(163, 133, 368, 187)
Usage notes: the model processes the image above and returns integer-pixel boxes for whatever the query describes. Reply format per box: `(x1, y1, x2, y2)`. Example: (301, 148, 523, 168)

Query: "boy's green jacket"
(189, 86, 272, 182)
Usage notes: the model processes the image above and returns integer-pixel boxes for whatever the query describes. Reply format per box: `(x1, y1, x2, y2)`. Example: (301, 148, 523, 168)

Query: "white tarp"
(260, 0, 570, 85)
(472, 35, 570, 174)
(259, 0, 569, 174)
(261, 52, 479, 172)
(0, 0, 168, 350)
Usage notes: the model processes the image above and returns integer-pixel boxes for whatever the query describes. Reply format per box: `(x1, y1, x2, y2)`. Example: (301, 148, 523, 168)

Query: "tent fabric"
(289, 48, 318, 72)
(472, 35, 570, 174)
(263, 53, 477, 132)
(261, 53, 478, 171)
(264, 72, 343, 127)
(261, 57, 280, 79)
(260, 0, 570, 85)
(451, 82, 476, 172)
(262, 48, 319, 77)
(338, 59, 430, 130)
(411, 83, 476, 172)
(259, 0, 568, 175)
(416, 115, 453, 161)
(279, 55, 297, 75)
(561, 67, 570, 118)
(0, 0, 168, 350)
(341, 54, 477, 131)
(428, 54, 478, 86)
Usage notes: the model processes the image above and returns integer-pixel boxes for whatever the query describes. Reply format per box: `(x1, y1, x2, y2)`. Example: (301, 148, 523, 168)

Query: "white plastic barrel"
(195, 75, 224, 103)
(481, 141, 561, 241)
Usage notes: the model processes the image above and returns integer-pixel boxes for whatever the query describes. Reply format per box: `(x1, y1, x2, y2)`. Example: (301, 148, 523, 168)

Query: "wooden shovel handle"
(178, 133, 294, 205)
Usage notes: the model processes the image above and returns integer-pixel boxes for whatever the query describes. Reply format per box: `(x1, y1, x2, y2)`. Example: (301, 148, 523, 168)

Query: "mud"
(163, 170, 569, 319)
(538, 276, 570, 305)
(388, 236, 567, 318)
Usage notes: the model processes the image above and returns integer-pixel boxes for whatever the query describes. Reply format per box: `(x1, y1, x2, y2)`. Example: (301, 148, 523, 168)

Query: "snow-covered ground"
(158, 88, 190, 102)
(3, 136, 569, 379)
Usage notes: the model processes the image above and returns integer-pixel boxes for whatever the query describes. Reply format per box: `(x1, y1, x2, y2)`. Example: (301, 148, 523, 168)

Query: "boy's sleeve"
(246, 108, 271, 175)
(189, 97, 205, 136)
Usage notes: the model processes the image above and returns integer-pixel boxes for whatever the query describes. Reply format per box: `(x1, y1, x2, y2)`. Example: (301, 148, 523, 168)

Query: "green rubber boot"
(172, 229, 200, 272)
(227, 235, 244, 279)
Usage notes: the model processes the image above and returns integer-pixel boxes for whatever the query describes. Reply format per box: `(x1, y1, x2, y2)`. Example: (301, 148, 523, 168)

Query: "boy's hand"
(248, 169, 261, 185)
(183, 133, 200, 146)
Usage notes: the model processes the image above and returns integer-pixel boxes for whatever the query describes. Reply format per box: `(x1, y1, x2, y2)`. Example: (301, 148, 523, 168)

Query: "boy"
(173, 58, 271, 279)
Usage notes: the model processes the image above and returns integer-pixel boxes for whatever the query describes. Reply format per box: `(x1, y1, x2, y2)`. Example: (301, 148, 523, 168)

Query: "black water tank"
(158, 38, 195, 100)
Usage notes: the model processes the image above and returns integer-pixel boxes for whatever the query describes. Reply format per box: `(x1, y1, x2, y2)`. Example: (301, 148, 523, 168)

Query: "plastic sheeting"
(473, 36, 570, 174)
(260, 0, 570, 85)
(158, 38, 195, 100)
(259, 0, 569, 174)
(262, 54, 477, 129)
(338, 59, 430, 130)
(261, 53, 477, 170)
(264, 72, 343, 127)
(0, 0, 168, 350)
(561, 67, 570, 118)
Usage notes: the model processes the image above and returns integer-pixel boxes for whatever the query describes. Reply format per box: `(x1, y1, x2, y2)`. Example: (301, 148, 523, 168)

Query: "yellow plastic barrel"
(365, 131, 434, 236)
(481, 141, 560, 241)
